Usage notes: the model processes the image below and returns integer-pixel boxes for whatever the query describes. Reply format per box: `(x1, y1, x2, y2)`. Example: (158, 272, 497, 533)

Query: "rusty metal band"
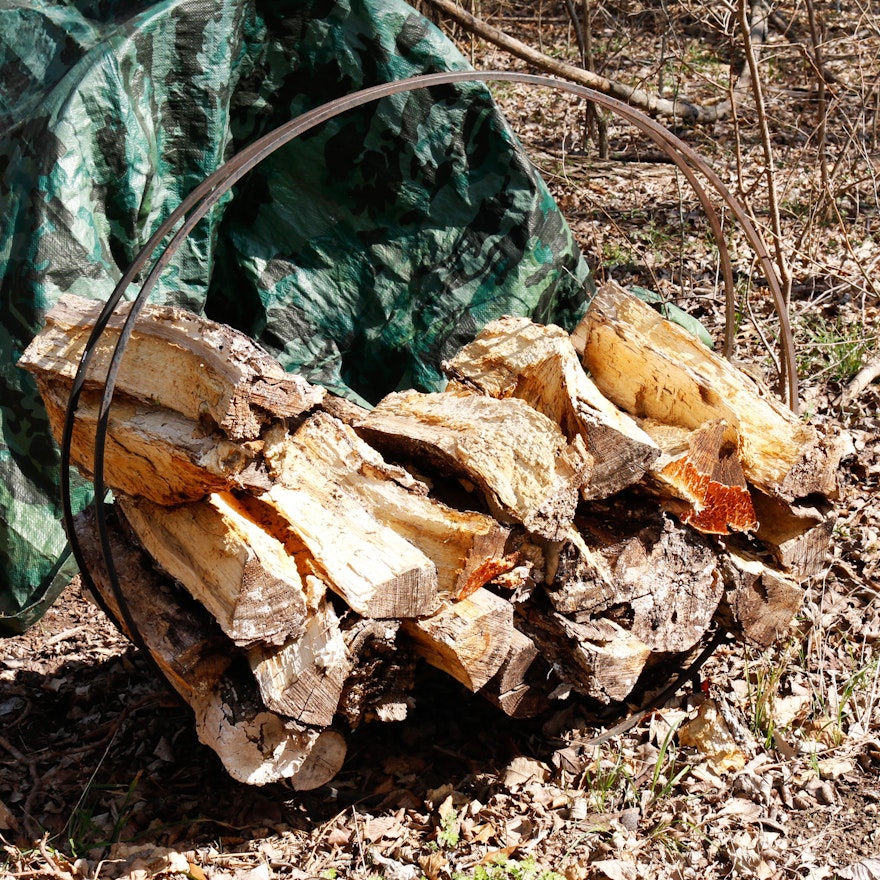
(59, 70, 797, 678)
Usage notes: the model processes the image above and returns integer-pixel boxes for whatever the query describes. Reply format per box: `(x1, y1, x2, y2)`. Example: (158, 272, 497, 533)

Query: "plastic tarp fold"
(0, 0, 594, 634)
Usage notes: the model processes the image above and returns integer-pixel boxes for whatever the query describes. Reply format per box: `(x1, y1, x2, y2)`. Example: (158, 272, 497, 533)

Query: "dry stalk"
(804, 0, 832, 223)
(736, 0, 793, 307)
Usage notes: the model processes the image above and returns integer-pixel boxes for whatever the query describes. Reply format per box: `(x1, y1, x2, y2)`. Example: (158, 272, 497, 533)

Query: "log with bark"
(19, 287, 845, 786)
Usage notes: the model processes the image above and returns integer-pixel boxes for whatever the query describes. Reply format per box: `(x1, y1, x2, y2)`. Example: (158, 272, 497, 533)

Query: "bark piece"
(248, 589, 349, 727)
(581, 281, 842, 501)
(20, 293, 324, 440)
(117, 492, 312, 647)
(336, 619, 416, 728)
(320, 393, 372, 425)
(543, 527, 619, 615)
(558, 504, 724, 655)
(443, 315, 659, 498)
(751, 491, 836, 578)
(75, 506, 344, 788)
(402, 588, 515, 692)
(357, 389, 592, 541)
(266, 415, 511, 600)
(518, 607, 651, 704)
(36, 382, 264, 505)
(716, 547, 804, 647)
(641, 418, 758, 534)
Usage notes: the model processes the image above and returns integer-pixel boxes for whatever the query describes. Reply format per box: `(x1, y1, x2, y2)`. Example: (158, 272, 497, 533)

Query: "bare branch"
(837, 353, 880, 408)
(421, 0, 731, 123)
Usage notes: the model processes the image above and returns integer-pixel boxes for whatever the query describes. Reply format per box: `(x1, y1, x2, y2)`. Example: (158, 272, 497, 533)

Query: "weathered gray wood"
(248, 592, 349, 727)
(716, 545, 804, 647)
(751, 491, 837, 578)
(479, 627, 552, 718)
(402, 588, 515, 692)
(336, 619, 417, 728)
(555, 504, 724, 655)
(518, 607, 651, 704)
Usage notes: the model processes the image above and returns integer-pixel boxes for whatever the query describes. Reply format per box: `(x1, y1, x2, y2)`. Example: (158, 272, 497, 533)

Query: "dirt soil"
(3, 2, 880, 878)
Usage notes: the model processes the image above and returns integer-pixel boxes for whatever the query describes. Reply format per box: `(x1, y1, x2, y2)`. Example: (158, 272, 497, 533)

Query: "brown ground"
(3, 1, 880, 877)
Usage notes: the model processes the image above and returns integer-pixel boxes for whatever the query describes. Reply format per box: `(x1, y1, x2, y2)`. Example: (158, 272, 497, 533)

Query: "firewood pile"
(19, 282, 846, 788)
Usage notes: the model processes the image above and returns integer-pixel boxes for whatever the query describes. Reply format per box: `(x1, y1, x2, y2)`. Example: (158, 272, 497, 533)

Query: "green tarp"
(0, 0, 594, 633)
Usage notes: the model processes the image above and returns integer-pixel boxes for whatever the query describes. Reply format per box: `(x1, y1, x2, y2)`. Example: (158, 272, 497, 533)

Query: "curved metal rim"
(59, 69, 798, 658)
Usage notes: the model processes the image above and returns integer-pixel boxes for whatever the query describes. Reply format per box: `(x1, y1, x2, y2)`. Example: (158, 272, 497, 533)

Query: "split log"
(117, 492, 313, 647)
(20, 293, 323, 440)
(265, 415, 512, 600)
(357, 389, 592, 541)
(751, 491, 836, 578)
(75, 505, 345, 788)
(479, 627, 552, 718)
(442, 315, 659, 498)
(251, 482, 439, 619)
(402, 588, 515, 692)
(34, 382, 265, 505)
(518, 607, 651, 704)
(640, 418, 758, 535)
(716, 546, 804, 647)
(581, 281, 843, 501)
(336, 619, 417, 727)
(542, 526, 620, 614)
(248, 591, 349, 727)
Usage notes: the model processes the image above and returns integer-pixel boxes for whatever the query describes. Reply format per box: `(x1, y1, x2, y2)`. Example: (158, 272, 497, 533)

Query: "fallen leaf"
(425, 784, 454, 809)
(771, 693, 810, 728)
(438, 793, 456, 820)
(419, 850, 447, 880)
(365, 814, 403, 843)
(187, 863, 208, 880)
(504, 815, 533, 846)
(590, 858, 637, 880)
(678, 700, 747, 774)
(470, 821, 497, 844)
(232, 865, 270, 880)
(325, 825, 351, 846)
(817, 756, 854, 779)
(502, 756, 551, 789)
(0, 799, 18, 832)
(838, 858, 880, 880)
(371, 850, 421, 880)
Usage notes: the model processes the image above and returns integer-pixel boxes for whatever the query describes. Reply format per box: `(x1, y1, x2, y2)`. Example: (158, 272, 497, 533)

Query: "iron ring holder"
(58, 70, 797, 684)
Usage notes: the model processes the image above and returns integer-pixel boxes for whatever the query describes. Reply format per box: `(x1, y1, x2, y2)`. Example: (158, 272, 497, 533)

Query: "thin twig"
(37, 836, 73, 880)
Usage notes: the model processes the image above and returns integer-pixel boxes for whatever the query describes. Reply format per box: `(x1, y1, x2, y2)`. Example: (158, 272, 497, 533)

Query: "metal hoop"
(59, 70, 797, 653)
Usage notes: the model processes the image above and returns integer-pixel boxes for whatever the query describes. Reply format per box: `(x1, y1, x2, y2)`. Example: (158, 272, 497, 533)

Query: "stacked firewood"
(19, 282, 846, 788)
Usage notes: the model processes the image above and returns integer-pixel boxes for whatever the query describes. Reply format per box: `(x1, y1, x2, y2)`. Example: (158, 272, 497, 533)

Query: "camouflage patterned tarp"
(0, 0, 594, 633)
